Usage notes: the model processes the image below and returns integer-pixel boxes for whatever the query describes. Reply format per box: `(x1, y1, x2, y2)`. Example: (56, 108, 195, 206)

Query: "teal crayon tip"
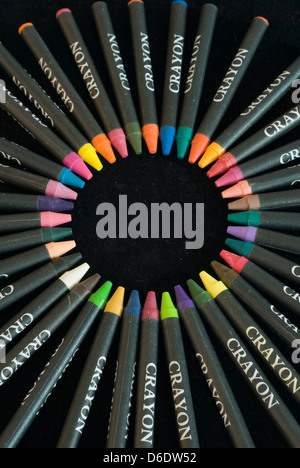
(228, 211, 260, 227)
(160, 126, 176, 156)
(186, 279, 212, 306)
(225, 238, 254, 258)
(59, 168, 85, 189)
(176, 127, 193, 160)
(89, 281, 113, 309)
(124, 123, 142, 155)
(124, 290, 142, 316)
(160, 292, 178, 320)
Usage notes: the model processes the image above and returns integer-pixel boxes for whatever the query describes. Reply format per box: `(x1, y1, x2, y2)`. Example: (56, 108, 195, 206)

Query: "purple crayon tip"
(174, 285, 195, 312)
(38, 196, 74, 213)
(227, 226, 257, 243)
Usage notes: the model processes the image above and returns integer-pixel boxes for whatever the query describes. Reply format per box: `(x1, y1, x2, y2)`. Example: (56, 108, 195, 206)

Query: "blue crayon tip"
(172, 0, 188, 6)
(59, 168, 85, 189)
(124, 290, 142, 317)
(160, 126, 176, 156)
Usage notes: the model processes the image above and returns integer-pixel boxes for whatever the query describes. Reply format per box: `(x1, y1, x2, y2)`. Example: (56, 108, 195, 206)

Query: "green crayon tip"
(176, 127, 193, 160)
(186, 279, 212, 306)
(160, 292, 179, 320)
(124, 122, 143, 155)
(89, 281, 113, 309)
(228, 211, 260, 227)
(42, 228, 73, 243)
(225, 238, 254, 258)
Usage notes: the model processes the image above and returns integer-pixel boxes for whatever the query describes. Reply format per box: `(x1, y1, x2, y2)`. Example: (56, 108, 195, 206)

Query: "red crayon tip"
(56, 8, 72, 18)
(220, 250, 248, 274)
(188, 134, 210, 164)
(207, 152, 237, 178)
(142, 291, 159, 321)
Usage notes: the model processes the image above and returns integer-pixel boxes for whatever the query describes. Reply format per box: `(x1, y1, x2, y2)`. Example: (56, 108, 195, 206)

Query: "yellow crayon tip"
(104, 286, 125, 316)
(199, 142, 226, 168)
(199, 271, 227, 299)
(78, 143, 103, 171)
(92, 134, 116, 165)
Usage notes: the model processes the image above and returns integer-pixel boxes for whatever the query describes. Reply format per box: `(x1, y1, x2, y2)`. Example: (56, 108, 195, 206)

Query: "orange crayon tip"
(18, 23, 34, 35)
(143, 124, 159, 154)
(128, 0, 144, 4)
(46, 240, 76, 259)
(188, 134, 210, 164)
(92, 134, 116, 165)
(222, 180, 252, 199)
(255, 16, 269, 26)
(199, 142, 226, 169)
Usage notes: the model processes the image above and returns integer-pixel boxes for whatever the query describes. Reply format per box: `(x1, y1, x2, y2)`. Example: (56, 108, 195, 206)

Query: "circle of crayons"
(0, 0, 299, 449)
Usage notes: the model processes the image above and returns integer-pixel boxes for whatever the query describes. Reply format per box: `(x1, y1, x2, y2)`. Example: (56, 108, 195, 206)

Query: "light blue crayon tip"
(172, 0, 188, 6)
(160, 126, 176, 156)
(59, 168, 85, 189)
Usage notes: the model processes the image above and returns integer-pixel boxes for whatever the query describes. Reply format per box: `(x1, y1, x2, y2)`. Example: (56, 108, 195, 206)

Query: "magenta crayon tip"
(108, 129, 128, 158)
(56, 8, 72, 18)
(142, 291, 159, 320)
(174, 285, 195, 312)
(40, 212, 72, 228)
(215, 167, 244, 188)
(63, 153, 93, 180)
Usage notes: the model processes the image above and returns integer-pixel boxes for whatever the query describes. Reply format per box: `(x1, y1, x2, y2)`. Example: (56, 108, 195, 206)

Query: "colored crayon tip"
(104, 286, 125, 316)
(189, 134, 210, 164)
(59, 262, 90, 289)
(56, 8, 72, 18)
(124, 123, 143, 155)
(128, 0, 144, 5)
(220, 250, 248, 273)
(63, 153, 93, 181)
(174, 285, 195, 312)
(225, 238, 254, 257)
(176, 127, 193, 160)
(142, 291, 159, 320)
(160, 292, 178, 320)
(58, 168, 85, 189)
(92, 135, 116, 165)
(89, 280, 113, 309)
(160, 126, 176, 156)
(46, 240, 76, 259)
(222, 181, 252, 199)
(215, 167, 244, 188)
(227, 225, 257, 243)
(199, 142, 226, 169)
(40, 212, 72, 228)
(80, 273, 102, 294)
(108, 129, 128, 159)
(206, 152, 237, 179)
(228, 195, 260, 212)
(143, 124, 159, 155)
(199, 271, 227, 299)
(211, 260, 232, 280)
(228, 211, 260, 227)
(42, 227, 73, 243)
(186, 279, 212, 305)
(38, 197, 74, 213)
(124, 290, 142, 316)
(18, 23, 34, 35)
(78, 142, 104, 170)
(46, 181, 78, 201)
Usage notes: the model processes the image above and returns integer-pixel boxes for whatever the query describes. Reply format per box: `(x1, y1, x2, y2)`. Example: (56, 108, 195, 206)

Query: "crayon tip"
(108, 129, 128, 159)
(220, 250, 248, 273)
(56, 8, 72, 18)
(124, 290, 142, 316)
(89, 281, 113, 309)
(92, 135, 116, 165)
(38, 197, 74, 213)
(160, 292, 178, 320)
(58, 168, 85, 189)
(174, 285, 195, 312)
(125, 123, 143, 155)
(176, 127, 193, 160)
(215, 167, 244, 188)
(227, 225, 257, 243)
(63, 153, 93, 180)
(160, 126, 176, 156)
(128, 0, 144, 4)
(143, 124, 159, 155)
(189, 134, 210, 164)
(206, 152, 237, 178)
(211, 260, 232, 280)
(79, 273, 102, 294)
(59, 262, 90, 290)
(142, 291, 159, 320)
(45, 181, 78, 201)
(18, 23, 34, 35)
(199, 271, 227, 299)
(222, 181, 252, 199)
(78, 142, 104, 170)
(228, 195, 260, 212)
(40, 212, 72, 228)
(199, 142, 226, 169)
(186, 279, 212, 305)
(46, 240, 76, 259)
(225, 238, 254, 257)
(42, 227, 73, 243)
(104, 286, 125, 316)
(228, 211, 259, 226)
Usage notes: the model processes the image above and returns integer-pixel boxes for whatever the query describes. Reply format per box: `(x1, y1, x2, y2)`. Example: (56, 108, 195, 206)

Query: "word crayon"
(0, 212, 72, 234)
(191, 16, 269, 166)
(134, 292, 160, 449)
(197, 275, 300, 448)
(56, 8, 127, 160)
(0, 81, 92, 180)
(228, 189, 300, 211)
(19, 23, 115, 166)
(92, 2, 142, 155)
(228, 211, 300, 232)
(177, 284, 255, 448)
(177, 3, 218, 160)
(128, 0, 159, 154)
(160, 292, 200, 448)
(0, 279, 110, 449)
(0, 193, 73, 213)
(221, 165, 300, 198)
(207, 103, 300, 178)
(160, 0, 187, 156)
(215, 139, 300, 187)
(57, 286, 124, 448)
(106, 290, 141, 448)
(202, 56, 300, 166)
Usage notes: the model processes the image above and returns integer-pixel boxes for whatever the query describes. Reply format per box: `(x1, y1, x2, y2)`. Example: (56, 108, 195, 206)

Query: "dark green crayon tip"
(124, 123, 142, 155)
(187, 279, 213, 306)
(225, 238, 254, 257)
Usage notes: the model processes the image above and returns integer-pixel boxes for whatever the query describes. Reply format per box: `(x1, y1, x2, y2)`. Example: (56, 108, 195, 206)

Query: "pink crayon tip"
(215, 167, 244, 188)
(63, 153, 93, 181)
(56, 8, 72, 18)
(142, 291, 159, 320)
(40, 212, 72, 228)
(220, 249, 248, 274)
(108, 129, 128, 159)
(207, 152, 237, 178)
(46, 180, 78, 201)
(222, 180, 252, 199)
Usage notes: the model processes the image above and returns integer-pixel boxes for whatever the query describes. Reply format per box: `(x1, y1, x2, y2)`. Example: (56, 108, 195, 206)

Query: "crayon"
(207, 264, 300, 405)
(56, 9, 127, 160)
(0, 263, 90, 348)
(92, 2, 142, 155)
(228, 189, 300, 212)
(0, 138, 84, 189)
(0, 227, 73, 256)
(0, 42, 103, 169)
(160, 292, 200, 448)
(177, 3, 218, 160)
(0, 253, 82, 313)
(227, 225, 300, 255)
(215, 139, 300, 187)
(191, 16, 269, 166)
(210, 255, 300, 347)
(0, 193, 74, 213)
(0, 271, 99, 391)
(128, 0, 159, 154)
(0, 279, 110, 449)
(18, 23, 114, 166)
(0, 82, 92, 180)
(221, 165, 300, 198)
(226, 238, 300, 287)
(207, 103, 300, 178)
(134, 292, 160, 449)
(159, 0, 187, 156)
(220, 249, 300, 317)
(228, 211, 300, 232)
(176, 284, 255, 448)
(0, 165, 77, 201)
(107, 290, 141, 448)
(196, 275, 300, 448)
(57, 286, 124, 448)
(202, 57, 300, 166)
(0, 212, 72, 234)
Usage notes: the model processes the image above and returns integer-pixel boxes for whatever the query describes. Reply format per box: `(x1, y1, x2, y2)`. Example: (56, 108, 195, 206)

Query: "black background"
(0, 0, 300, 449)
